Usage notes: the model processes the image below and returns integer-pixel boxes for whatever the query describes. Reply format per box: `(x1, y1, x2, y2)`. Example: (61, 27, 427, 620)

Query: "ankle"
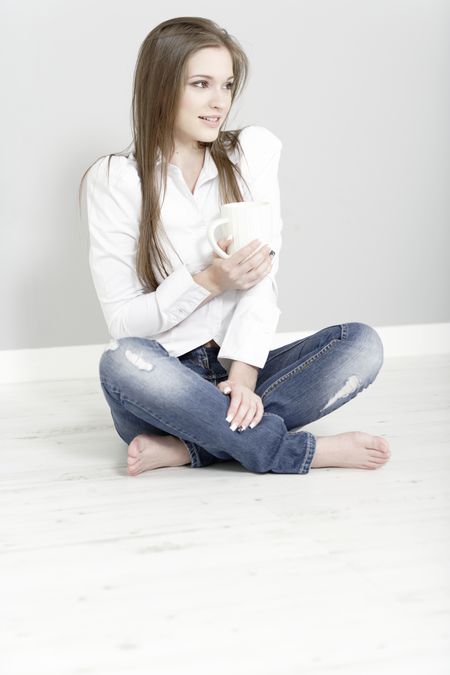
(162, 435, 191, 464)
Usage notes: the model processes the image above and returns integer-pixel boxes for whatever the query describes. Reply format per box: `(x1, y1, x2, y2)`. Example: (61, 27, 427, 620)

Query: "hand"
(217, 380, 264, 431)
(209, 237, 274, 293)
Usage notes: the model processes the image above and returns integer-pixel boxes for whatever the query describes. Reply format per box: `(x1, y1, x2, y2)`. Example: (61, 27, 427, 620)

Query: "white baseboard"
(1, 323, 449, 385)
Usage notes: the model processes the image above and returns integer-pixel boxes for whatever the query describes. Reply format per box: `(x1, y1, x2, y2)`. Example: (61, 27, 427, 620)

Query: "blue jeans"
(99, 322, 383, 474)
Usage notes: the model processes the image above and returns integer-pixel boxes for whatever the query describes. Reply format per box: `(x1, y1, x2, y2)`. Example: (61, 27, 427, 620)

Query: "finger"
(218, 237, 233, 250)
(240, 245, 272, 275)
(230, 402, 252, 431)
(237, 251, 271, 289)
(219, 382, 232, 395)
(231, 239, 262, 264)
(226, 391, 243, 427)
(212, 238, 233, 258)
(236, 401, 258, 431)
(249, 402, 265, 429)
(230, 396, 257, 431)
(249, 247, 273, 273)
(228, 397, 255, 431)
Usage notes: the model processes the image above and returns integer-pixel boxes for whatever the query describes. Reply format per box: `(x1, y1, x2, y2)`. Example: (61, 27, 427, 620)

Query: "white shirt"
(85, 125, 283, 374)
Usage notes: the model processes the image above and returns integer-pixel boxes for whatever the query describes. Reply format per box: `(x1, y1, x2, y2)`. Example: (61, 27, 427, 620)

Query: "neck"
(170, 145, 206, 168)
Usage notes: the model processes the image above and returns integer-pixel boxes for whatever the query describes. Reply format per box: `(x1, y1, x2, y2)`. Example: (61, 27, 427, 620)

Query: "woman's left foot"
(127, 434, 191, 475)
(311, 431, 391, 469)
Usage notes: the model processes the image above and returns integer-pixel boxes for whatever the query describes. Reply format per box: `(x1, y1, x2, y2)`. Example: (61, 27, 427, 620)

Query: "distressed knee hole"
(125, 349, 154, 371)
(320, 374, 360, 412)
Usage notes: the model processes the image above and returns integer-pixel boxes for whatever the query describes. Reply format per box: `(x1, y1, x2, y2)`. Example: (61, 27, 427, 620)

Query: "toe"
(373, 436, 390, 453)
(369, 453, 387, 464)
(380, 436, 390, 451)
(369, 448, 388, 458)
(367, 459, 384, 469)
(128, 446, 141, 461)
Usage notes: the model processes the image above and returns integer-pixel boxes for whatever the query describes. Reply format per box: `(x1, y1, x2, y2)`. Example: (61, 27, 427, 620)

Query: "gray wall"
(1, 0, 449, 351)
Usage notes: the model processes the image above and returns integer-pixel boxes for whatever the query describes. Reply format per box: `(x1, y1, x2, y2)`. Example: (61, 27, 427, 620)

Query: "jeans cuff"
(179, 439, 200, 467)
(179, 439, 224, 468)
(298, 432, 317, 474)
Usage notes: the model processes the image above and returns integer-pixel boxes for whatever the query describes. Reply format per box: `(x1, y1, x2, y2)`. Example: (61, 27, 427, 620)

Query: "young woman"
(80, 16, 390, 476)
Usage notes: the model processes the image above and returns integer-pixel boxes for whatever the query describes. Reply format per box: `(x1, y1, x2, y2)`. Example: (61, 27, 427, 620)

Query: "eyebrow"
(189, 74, 235, 80)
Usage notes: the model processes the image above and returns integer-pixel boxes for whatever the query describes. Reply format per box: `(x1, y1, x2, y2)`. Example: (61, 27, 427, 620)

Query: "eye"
(192, 81, 234, 90)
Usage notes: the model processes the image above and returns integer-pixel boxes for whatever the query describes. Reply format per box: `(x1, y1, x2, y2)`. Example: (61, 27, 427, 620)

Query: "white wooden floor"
(1, 354, 449, 675)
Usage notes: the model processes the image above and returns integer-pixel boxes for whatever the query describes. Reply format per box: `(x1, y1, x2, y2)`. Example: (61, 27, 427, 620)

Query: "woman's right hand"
(209, 237, 274, 292)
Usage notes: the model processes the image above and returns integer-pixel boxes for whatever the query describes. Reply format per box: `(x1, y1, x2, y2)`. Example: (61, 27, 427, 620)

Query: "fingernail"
(224, 386, 231, 394)
(230, 423, 237, 431)
(237, 426, 245, 432)
(269, 250, 276, 257)
(249, 423, 256, 428)
(226, 235, 233, 241)
(226, 414, 233, 423)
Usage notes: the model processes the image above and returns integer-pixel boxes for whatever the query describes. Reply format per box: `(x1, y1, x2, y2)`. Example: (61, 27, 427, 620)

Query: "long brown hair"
(79, 16, 252, 292)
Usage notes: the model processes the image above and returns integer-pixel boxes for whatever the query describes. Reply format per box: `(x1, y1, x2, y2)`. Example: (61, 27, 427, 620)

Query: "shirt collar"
(129, 145, 219, 183)
(157, 146, 218, 180)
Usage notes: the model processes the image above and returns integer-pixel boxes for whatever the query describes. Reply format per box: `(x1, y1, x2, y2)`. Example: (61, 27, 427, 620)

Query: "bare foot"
(310, 431, 391, 470)
(127, 434, 191, 476)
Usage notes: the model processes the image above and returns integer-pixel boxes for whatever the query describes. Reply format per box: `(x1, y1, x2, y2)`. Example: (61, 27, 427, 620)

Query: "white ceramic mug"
(207, 201, 272, 259)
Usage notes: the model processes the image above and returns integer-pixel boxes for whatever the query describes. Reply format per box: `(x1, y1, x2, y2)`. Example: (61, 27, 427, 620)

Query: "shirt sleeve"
(217, 127, 283, 372)
(86, 155, 211, 339)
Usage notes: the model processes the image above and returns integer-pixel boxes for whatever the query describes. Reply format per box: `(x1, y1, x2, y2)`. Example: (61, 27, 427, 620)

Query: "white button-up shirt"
(86, 125, 283, 373)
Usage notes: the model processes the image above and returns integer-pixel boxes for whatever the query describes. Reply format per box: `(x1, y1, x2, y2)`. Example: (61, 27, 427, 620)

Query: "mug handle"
(207, 217, 230, 259)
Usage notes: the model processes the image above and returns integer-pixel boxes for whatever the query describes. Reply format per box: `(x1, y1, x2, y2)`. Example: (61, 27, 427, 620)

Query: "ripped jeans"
(99, 322, 384, 475)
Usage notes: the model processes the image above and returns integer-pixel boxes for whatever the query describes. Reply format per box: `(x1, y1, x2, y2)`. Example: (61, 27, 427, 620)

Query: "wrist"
(228, 361, 259, 391)
(193, 268, 221, 296)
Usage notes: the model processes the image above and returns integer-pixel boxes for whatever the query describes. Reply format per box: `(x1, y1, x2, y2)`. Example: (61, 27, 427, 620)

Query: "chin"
(195, 133, 217, 146)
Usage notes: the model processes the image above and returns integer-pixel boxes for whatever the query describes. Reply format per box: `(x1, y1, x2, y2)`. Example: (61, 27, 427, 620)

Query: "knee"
(99, 337, 163, 382)
(345, 322, 384, 377)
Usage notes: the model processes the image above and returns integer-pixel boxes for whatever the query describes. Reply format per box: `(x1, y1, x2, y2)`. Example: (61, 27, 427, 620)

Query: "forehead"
(186, 46, 233, 75)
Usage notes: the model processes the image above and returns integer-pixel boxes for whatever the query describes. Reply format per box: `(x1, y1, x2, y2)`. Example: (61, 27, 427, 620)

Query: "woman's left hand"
(217, 380, 264, 431)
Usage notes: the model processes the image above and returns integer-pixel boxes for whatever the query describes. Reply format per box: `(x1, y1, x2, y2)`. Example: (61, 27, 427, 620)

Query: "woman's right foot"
(127, 433, 191, 475)
(311, 431, 391, 470)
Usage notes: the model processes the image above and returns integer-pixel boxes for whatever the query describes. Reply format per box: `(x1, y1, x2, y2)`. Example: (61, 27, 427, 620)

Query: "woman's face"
(174, 46, 234, 150)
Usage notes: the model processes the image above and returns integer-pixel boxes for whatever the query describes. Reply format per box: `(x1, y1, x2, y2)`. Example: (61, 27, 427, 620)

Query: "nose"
(208, 87, 229, 111)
